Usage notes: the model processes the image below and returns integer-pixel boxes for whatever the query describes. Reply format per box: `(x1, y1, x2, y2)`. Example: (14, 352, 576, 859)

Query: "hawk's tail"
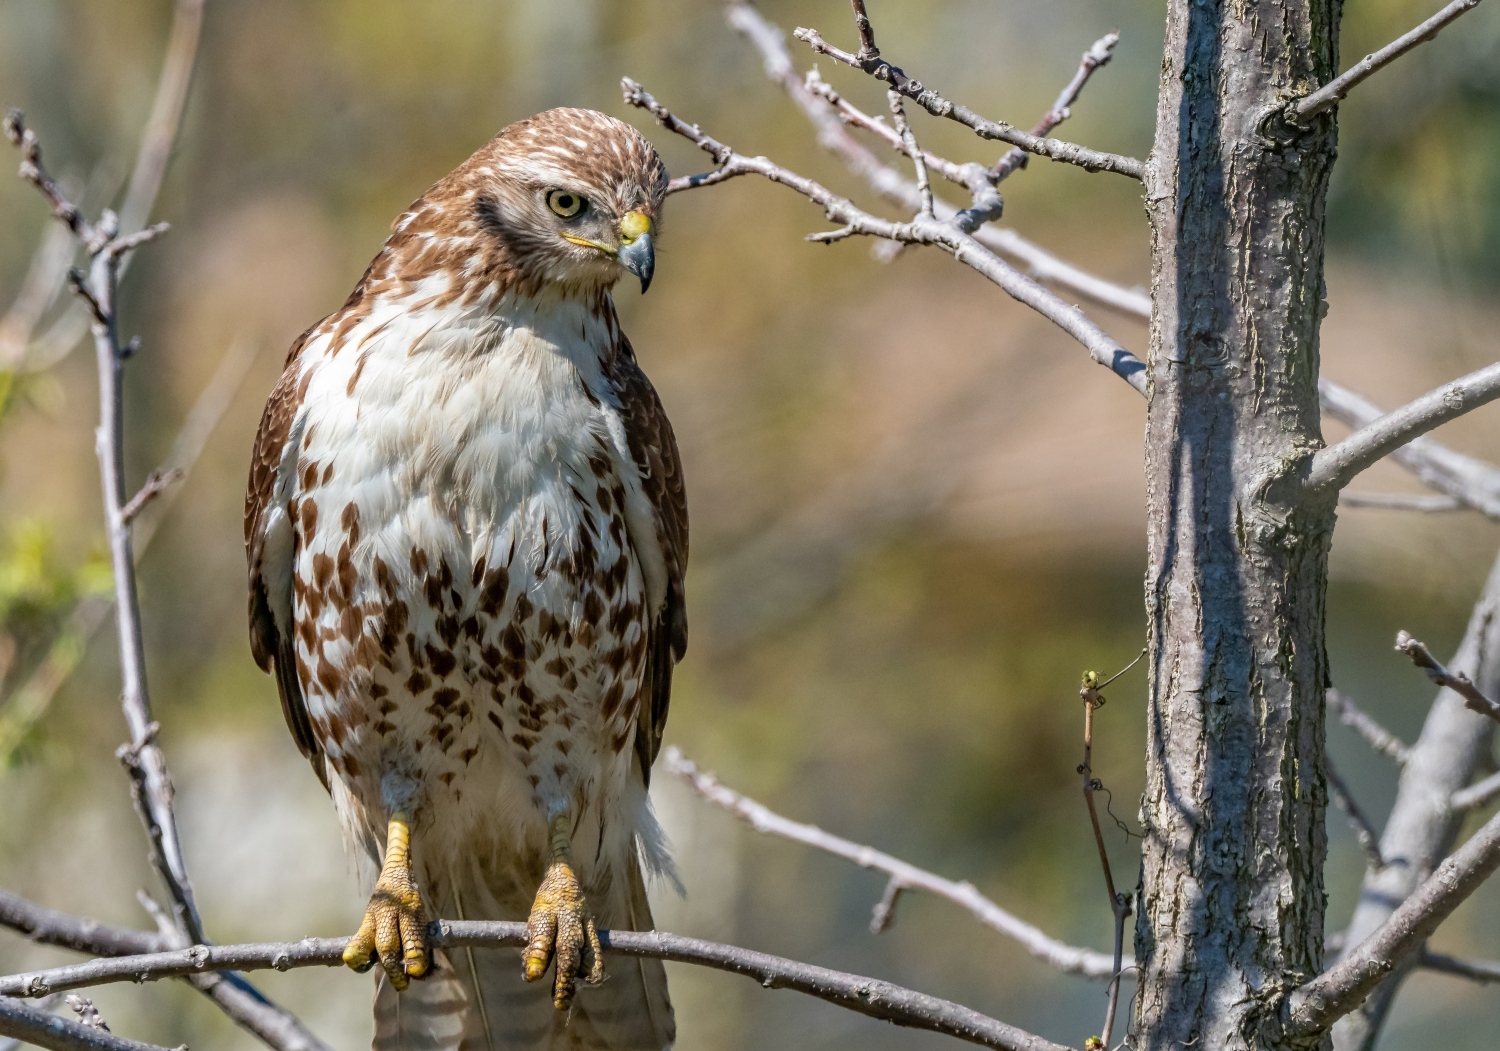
(372, 854, 674, 1051)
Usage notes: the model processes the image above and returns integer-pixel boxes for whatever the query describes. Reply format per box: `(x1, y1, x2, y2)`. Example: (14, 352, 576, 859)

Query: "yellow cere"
(619, 209, 652, 243)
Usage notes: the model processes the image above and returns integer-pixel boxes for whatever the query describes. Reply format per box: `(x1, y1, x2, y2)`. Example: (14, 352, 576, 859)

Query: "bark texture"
(1331, 553, 1500, 1050)
(1137, 1, 1343, 1048)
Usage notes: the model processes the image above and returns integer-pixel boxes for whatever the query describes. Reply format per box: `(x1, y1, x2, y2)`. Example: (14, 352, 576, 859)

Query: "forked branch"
(1287, 805, 1500, 1035)
(625, 79, 1146, 395)
(792, 12, 1144, 179)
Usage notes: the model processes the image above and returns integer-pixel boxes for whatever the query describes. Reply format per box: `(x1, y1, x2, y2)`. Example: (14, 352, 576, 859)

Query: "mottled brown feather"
(606, 330, 688, 784)
(245, 326, 324, 779)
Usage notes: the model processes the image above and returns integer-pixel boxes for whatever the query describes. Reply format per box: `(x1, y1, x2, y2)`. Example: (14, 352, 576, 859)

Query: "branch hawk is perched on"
(245, 109, 686, 1050)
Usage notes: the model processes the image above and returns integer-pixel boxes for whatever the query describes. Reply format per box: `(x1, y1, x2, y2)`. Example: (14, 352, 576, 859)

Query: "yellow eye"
(546, 190, 585, 218)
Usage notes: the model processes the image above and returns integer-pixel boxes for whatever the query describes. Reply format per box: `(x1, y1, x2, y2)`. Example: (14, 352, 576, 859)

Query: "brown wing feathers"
(245, 332, 324, 783)
(611, 341, 689, 782)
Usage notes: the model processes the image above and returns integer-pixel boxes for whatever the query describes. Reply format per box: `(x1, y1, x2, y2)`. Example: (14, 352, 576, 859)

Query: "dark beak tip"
(618, 234, 655, 294)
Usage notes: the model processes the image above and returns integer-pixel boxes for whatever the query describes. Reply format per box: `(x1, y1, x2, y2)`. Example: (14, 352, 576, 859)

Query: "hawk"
(245, 108, 686, 1051)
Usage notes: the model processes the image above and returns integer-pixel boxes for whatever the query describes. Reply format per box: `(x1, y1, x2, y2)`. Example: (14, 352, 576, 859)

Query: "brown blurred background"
(1, 1, 1499, 1048)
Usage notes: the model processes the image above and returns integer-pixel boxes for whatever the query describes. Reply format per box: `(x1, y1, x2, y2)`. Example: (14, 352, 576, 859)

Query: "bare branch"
(1452, 770, 1500, 812)
(885, 92, 933, 218)
(848, 0, 878, 59)
(117, 0, 204, 238)
(0, 922, 1073, 1051)
(726, 3, 1149, 319)
(120, 469, 185, 526)
(1075, 675, 1132, 1049)
(1295, 0, 1489, 118)
(1339, 491, 1463, 512)
(1395, 630, 1500, 725)
(990, 32, 1119, 182)
(790, 24, 1146, 180)
(1307, 362, 1500, 495)
(662, 747, 1118, 978)
(1287, 805, 1500, 1036)
(1327, 688, 1411, 765)
(0, 334, 261, 766)
(0, 891, 331, 1051)
(1420, 950, 1500, 983)
(2, 111, 99, 247)
(1326, 757, 1385, 870)
(869, 876, 905, 934)
(0, 997, 178, 1051)
(1320, 378, 1500, 519)
(20, 0, 204, 372)
(628, 79, 1147, 395)
(104, 223, 170, 261)
(1332, 553, 1500, 1048)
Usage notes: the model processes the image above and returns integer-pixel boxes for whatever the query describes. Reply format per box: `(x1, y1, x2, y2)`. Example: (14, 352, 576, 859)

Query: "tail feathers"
(372, 855, 674, 1051)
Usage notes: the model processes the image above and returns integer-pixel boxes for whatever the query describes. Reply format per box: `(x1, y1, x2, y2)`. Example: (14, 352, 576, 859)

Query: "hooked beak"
(617, 209, 655, 293)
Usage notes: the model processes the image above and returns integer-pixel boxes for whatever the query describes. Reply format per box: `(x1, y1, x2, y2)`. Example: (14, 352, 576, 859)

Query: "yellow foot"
(522, 859, 603, 1010)
(343, 811, 430, 991)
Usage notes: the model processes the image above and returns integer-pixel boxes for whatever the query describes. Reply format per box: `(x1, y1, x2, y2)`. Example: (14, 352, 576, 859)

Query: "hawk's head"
(449, 108, 668, 297)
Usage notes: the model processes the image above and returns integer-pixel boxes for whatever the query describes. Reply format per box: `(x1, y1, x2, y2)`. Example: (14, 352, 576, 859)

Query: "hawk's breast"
(286, 292, 653, 846)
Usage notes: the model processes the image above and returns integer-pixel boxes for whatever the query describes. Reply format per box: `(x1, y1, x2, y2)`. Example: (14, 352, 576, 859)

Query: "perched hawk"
(245, 109, 686, 1051)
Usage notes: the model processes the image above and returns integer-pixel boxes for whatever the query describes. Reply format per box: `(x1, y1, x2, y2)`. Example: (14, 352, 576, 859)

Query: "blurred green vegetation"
(1, 2, 1499, 1049)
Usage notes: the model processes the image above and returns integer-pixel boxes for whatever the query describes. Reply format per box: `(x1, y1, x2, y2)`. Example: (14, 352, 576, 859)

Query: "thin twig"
(990, 32, 1119, 182)
(0, 998, 178, 1051)
(6, 112, 204, 943)
(1295, 0, 1489, 118)
(1338, 491, 1463, 512)
(0, 922, 1073, 1051)
(120, 469, 185, 526)
(1452, 770, 1500, 812)
(1326, 689, 1411, 765)
(1326, 757, 1385, 870)
(627, 79, 1147, 396)
(791, 22, 1145, 179)
(662, 747, 1117, 978)
(1306, 362, 1500, 495)
(869, 876, 905, 934)
(0, 333, 261, 765)
(801, 68, 1002, 231)
(1395, 630, 1500, 725)
(1077, 673, 1132, 1050)
(1287, 805, 1500, 1035)
(886, 92, 933, 218)
(21, 0, 204, 373)
(725, 2, 1150, 318)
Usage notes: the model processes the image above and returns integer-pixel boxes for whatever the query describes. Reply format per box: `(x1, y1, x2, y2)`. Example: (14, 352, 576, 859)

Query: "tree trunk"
(1136, 2, 1343, 1048)
(1331, 552, 1500, 1050)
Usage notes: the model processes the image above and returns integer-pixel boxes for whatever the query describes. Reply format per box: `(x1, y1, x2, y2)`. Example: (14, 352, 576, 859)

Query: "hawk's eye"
(546, 190, 586, 219)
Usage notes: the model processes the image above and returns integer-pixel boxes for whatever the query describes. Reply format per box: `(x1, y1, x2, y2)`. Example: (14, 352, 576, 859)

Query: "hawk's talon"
(345, 811, 429, 992)
(523, 859, 602, 1009)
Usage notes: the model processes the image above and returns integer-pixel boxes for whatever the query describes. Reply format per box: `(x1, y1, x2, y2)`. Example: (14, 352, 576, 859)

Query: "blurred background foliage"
(1, 1, 1498, 1048)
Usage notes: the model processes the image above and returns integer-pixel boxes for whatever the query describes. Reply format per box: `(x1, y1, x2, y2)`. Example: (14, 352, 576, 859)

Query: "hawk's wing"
(609, 340, 688, 787)
(245, 331, 325, 787)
